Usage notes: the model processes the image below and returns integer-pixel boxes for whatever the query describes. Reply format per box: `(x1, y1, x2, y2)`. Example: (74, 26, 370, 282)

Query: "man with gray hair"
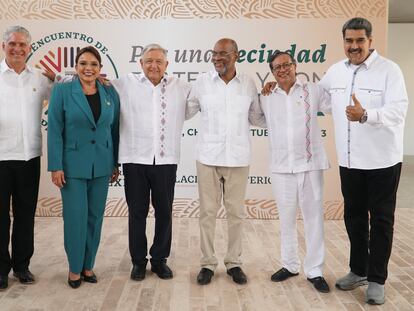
(0, 26, 53, 290)
(111, 44, 191, 281)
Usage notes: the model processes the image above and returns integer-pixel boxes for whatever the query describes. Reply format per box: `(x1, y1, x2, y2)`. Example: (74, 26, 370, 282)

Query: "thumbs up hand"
(346, 94, 365, 121)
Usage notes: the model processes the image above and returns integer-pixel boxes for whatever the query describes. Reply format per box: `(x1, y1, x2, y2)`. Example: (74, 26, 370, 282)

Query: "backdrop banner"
(0, 1, 388, 219)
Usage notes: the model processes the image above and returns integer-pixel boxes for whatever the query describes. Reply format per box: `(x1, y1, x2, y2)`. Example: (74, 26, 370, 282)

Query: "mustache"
(348, 48, 362, 53)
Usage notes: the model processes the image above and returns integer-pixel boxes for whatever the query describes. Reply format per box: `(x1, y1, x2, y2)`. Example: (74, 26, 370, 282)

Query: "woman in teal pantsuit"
(47, 46, 120, 288)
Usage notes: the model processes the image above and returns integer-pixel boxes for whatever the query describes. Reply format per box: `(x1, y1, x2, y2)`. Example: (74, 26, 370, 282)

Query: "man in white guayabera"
(186, 38, 260, 286)
(111, 44, 192, 282)
(0, 25, 53, 290)
(254, 51, 331, 293)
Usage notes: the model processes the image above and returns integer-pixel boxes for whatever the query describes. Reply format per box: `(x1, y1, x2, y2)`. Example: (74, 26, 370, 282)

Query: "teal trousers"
(61, 175, 109, 273)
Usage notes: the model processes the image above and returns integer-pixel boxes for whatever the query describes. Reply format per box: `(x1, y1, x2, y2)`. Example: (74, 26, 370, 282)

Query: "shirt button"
(91, 140, 96, 144)
(92, 128, 96, 131)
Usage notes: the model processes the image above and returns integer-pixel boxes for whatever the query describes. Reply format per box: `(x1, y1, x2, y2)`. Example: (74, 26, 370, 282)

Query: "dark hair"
(268, 51, 296, 71)
(342, 17, 372, 38)
(75, 46, 102, 66)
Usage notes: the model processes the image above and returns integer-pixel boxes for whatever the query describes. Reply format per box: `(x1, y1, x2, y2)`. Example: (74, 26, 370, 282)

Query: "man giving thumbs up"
(319, 17, 408, 305)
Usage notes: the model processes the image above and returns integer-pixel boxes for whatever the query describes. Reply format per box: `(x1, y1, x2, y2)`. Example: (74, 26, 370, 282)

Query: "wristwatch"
(359, 109, 368, 124)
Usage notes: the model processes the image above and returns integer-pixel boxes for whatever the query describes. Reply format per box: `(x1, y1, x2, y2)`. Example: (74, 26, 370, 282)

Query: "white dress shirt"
(254, 79, 330, 173)
(319, 50, 408, 169)
(186, 70, 259, 167)
(112, 73, 191, 165)
(0, 59, 52, 161)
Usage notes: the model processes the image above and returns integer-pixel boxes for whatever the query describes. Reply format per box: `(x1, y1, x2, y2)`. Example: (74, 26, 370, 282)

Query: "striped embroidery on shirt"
(303, 84, 312, 162)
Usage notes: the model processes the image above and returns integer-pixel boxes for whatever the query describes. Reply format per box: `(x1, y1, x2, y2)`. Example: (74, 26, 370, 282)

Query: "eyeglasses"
(272, 62, 294, 72)
(211, 51, 235, 58)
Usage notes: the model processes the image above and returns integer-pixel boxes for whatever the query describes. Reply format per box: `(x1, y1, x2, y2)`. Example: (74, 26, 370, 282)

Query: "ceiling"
(389, 0, 414, 23)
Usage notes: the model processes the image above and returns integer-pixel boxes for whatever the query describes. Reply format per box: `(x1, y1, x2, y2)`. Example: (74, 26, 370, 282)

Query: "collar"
(0, 59, 33, 74)
(273, 78, 302, 94)
(345, 49, 378, 69)
(211, 70, 241, 83)
(139, 73, 168, 86)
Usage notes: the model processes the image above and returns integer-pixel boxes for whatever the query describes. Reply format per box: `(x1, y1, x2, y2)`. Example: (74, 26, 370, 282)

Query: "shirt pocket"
(233, 95, 250, 136)
(0, 92, 8, 130)
(328, 86, 346, 95)
(0, 128, 18, 151)
(200, 94, 221, 135)
(328, 86, 347, 118)
(357, 87, 383, 108)
(0, 89, 18, 150)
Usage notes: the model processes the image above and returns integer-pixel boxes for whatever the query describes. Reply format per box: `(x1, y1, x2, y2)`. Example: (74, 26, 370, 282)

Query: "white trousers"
(271, 170, 325, 278)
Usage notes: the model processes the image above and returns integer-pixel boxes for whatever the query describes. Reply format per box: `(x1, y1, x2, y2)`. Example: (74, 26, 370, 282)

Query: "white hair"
(142, 43, 167, 58)
(3, 25, 31, 43)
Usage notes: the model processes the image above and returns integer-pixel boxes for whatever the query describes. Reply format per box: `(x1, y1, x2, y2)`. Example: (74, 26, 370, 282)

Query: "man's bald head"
(214, 38, 238, 53)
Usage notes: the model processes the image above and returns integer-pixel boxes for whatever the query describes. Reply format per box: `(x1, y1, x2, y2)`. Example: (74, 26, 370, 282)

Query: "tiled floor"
(1, 156, 413, 310)
(0, 209, 413, 311)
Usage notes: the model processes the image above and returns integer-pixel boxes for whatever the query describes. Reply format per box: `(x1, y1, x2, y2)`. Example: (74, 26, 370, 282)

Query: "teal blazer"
(47, 78, 120, 179)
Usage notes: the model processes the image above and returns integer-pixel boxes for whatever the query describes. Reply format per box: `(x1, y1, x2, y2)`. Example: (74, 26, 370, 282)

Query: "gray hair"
(141, 43, 168, 59)
(3, 25, 31, 43)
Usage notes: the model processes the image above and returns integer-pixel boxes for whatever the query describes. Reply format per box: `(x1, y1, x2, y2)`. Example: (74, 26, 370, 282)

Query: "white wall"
(388, 24, 414, 155)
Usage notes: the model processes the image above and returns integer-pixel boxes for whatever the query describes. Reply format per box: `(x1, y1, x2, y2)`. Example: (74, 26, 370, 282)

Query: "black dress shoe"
(227, 267, 247, 284)
(13, 270, 35, 284)
(67, 277, 81, 289)
(271, 268, 299, 282)
(131, 264, 147, 281)
(0, 275, 8, 290)
(81, 271, 98, 283)
(197, 268, 214, 285)
(151, 262, 173, 279)
(307, 276, 330, 293)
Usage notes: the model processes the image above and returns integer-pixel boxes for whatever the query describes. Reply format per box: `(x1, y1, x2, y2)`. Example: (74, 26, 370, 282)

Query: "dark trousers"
(0, 157, 40, 275)
(339, 163, 402, 284)
(123, 163, 177, 265)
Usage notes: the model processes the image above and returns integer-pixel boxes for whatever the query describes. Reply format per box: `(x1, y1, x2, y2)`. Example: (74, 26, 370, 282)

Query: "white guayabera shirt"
(319, 50, 409, 169)
(112, 73, 191, 165)
(0, 60, 52, 161)
(254, 79, 331, 173)
(186, 70, 259, 167)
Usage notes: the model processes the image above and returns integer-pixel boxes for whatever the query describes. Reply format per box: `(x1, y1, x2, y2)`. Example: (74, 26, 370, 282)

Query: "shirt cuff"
(53, 74, 62, 83)
(365, 108, 379, 124)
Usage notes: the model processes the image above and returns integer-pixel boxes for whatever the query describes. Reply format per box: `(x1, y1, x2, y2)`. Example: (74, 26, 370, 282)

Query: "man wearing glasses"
(186, 38, 259, 285)
(254, 51, 331, 293)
